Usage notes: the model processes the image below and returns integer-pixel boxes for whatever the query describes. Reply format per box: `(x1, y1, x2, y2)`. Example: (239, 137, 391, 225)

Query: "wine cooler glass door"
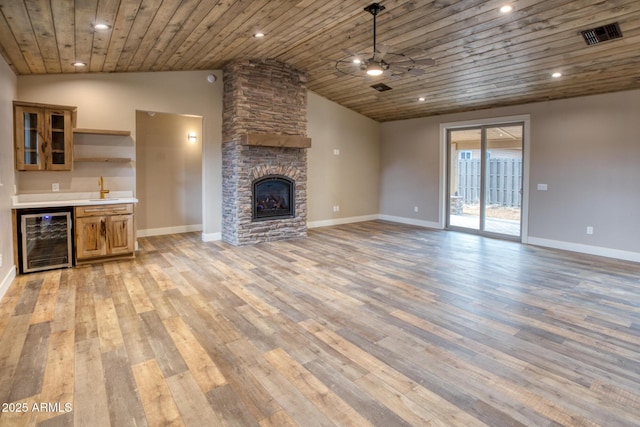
(21, 212, 73, 273)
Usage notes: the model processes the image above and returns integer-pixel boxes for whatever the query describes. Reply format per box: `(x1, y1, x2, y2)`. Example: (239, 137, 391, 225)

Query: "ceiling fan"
(336, 2, 435, 78)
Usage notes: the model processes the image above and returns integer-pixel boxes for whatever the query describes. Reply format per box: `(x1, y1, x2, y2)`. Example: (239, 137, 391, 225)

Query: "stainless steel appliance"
(17, 207, 73, 273)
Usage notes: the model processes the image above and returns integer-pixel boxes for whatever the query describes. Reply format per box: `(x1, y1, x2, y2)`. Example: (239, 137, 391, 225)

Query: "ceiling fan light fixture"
(93, 23, 112, 31)
(366, 64, 384, 76)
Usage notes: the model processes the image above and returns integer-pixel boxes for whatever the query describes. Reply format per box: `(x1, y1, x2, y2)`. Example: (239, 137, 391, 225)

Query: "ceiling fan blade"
(391, 58, 436, 67)
(342, 48, 359, 57)
(407, 68, 426, 76)
(388, 63, 409, 72)
(402, 47, 428, 57)
(387, 72, 402, 80)
(412, 58, 436, 66)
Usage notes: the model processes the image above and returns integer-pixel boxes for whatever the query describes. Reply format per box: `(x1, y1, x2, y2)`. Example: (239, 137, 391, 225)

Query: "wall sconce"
(188, 132, 197, 143)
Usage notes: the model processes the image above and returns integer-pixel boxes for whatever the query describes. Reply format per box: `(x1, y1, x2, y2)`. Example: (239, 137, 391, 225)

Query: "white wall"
(0, 56, 17, 298)
(380, 89, 640, 261)
(17, 71, 222, 237)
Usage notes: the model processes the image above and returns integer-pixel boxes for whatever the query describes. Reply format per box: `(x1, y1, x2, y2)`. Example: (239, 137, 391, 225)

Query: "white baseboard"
(378, 214, 441, 230)
(308, 214, 380, 229)
(527, 237, 640, 263)
(202, 232, 221, 242)
(0, 266, 17, 302)
(137, 224, 202, 238)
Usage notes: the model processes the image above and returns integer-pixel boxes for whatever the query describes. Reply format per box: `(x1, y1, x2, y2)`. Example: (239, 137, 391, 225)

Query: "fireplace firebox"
(252, 175, 295, 221)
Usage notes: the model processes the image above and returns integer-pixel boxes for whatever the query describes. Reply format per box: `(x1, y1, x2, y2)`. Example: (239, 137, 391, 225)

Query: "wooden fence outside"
(457, 158, 522, 207)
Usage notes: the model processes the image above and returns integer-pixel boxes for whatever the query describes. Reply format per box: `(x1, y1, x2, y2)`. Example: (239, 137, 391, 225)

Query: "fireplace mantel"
(240, 133, 311, 148)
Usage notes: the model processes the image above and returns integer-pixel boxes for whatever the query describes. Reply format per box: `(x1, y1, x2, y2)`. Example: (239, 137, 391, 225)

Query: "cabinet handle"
(101, 219, 106, 237)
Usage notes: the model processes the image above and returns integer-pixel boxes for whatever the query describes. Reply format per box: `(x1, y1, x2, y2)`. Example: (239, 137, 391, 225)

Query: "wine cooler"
(17, 208, 73, 274)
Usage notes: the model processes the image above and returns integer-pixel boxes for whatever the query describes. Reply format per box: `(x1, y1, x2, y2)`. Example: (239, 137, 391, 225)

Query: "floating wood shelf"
(74, 157, 131, 163)
(240, 133, 311, 148)
(73, 128, 131, 136)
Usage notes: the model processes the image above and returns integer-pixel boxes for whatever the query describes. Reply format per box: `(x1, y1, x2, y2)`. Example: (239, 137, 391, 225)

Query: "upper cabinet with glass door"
(14, 101, 76, 171)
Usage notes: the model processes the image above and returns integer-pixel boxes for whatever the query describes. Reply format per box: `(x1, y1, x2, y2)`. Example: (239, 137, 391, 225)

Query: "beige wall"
(0, 55, 17, 295)
(380, 89, 640, 259)
(307, 91, 381, 224)
(16, 70, 222, 237)
(13, 73, 380, 237)
(136, 112, 203, 234)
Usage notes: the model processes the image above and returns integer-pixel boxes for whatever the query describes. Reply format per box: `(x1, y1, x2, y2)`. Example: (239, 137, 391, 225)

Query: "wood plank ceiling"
(1, 0, 639, 122)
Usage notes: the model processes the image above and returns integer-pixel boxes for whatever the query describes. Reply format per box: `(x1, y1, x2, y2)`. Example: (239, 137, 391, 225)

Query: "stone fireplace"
(222, 59, 311, 245)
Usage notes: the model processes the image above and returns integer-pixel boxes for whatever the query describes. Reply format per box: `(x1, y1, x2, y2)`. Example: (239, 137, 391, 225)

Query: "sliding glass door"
(447, 123, 524, 239)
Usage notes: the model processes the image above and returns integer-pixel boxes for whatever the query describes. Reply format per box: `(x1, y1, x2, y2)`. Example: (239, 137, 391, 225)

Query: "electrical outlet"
(333, 148, 340, 156)
(0, 253, 3, 267)
(414, 206, 419, 213)
(537, 183, 548, 191)
(52, 183, 59, 192)
(586, 226, 594, 235)
(333, 205, 340, 212)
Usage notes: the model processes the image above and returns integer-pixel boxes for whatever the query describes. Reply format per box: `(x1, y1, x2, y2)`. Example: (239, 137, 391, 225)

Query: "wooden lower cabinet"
(75, 204, 135, 262)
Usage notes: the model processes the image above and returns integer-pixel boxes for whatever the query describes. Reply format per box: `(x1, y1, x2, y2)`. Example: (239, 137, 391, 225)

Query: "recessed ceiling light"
(552, 72, 563, 78)
(93, 23, 111, 31)
(418, 97, 426, 102)
(500, 5, 513, 13)
(72, 61, 87, 67)
(253, 32, 265, 38)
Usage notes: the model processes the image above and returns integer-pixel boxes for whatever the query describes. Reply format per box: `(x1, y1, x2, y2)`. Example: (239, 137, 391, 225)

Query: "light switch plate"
(52, 183, 60, 192)
(537, 183, 548, 191)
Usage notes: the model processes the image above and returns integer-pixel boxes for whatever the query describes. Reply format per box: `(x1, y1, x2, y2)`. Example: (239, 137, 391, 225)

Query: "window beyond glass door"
(447, 123, 523, 239)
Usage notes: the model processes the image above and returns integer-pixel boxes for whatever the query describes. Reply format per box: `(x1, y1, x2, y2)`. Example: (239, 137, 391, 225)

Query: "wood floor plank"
(50, 270, 76, 333)
(73, 278, 98, 343)
(139, 310, 189, 378)
(205, 384, 261, 427)
(13, 278, 43, 316)
(30, 271, 60, 325)
(122, 274, 154, 314)
(93, 296, 125, 353)
(264, 347, 374, 427)
(0, 221, 639, 426)
(102, 347, 147, 427)
(165, 371, 225, 427)
(0, 314, 31, 405)
(8, 322, 51, 402)
(36, 329, 74, 424)
(73, 338, 110, 427)
(132, 359, 185, 427)
(163, 316, 227, 393)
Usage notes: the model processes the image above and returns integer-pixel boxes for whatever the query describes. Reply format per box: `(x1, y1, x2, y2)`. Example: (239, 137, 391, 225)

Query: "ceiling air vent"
(581, 22, 623, 46)
(371, 83, 392, 92)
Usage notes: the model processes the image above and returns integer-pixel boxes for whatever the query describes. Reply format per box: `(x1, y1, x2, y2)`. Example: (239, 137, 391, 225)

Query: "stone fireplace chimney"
(222, 59, 311, 245)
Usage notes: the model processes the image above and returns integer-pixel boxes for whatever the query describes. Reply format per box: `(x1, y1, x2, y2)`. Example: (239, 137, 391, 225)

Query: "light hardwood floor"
(0, 221, 639, 426)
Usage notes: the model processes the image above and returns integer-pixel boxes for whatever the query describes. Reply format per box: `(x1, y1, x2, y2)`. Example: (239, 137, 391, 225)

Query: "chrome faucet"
(98, 176, 110, 199)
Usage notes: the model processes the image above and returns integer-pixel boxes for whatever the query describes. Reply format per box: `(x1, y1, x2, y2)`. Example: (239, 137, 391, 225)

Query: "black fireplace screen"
(253, 175, 295, 220)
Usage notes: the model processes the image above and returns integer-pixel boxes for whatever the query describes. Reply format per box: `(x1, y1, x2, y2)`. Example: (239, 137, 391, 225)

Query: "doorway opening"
(135, 111, 203, 237)
(446, 122, 524, 240)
